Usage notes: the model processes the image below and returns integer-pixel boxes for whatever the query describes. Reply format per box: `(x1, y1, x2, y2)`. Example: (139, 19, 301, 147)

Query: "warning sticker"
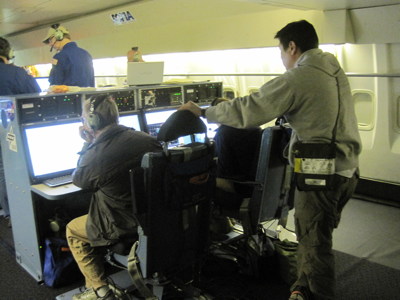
(295, 158, 335, 175)
(7, 127, 17, 152)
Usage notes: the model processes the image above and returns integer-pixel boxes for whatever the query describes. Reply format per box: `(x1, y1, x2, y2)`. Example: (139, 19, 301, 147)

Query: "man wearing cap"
(43, 24, 95, 87)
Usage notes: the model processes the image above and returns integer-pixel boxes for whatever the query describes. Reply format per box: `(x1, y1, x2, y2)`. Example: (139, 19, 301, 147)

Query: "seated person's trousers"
(292, 171, 359, 300)
(66, 215, 107, 290)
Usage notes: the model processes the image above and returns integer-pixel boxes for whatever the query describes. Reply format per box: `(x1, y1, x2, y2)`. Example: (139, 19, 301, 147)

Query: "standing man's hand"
(179, 101, 203, 117)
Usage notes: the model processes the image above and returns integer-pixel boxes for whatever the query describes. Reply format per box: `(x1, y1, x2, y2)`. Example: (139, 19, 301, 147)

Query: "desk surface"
(31, 183, 82, 200)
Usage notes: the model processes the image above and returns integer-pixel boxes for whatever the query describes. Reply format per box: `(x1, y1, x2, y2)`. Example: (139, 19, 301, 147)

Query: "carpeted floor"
(1, 198, 400, 300)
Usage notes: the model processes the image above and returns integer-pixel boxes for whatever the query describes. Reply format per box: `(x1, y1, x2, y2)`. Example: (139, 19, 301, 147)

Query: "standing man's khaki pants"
(292, 171, 359, 300)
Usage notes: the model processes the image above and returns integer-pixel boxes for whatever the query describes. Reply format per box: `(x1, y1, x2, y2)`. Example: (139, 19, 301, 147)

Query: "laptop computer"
(127, 61, 164, 86)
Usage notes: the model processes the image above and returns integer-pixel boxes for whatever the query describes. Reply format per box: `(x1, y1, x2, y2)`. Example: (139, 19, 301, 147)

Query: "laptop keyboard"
(43, 174, 73, 187)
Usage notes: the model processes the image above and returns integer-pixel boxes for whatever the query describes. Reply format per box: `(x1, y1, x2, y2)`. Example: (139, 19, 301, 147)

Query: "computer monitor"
(143, 108, 177, 137)
(196, 105, 219, 140)
(143, 108, 197, 147)
(119, 112, 142, 131)
(200, 117, 219, 140)
(22, 120, 83, 184)
(35, 78, 50, 92)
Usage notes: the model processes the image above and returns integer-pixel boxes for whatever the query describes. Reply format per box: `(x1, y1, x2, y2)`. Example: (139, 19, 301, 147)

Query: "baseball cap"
(42, 24, 69, 44)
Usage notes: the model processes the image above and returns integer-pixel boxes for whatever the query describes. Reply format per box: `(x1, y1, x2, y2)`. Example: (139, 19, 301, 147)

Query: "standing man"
(0, 37, 41, 95)
(180, 20, 361, 300)
(43, 24, 95, 87)
(0, 37, 41, 225)
(66, 94, 162, 300)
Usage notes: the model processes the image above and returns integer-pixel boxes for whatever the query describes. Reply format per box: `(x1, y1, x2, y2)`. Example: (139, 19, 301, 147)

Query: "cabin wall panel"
(349, 4, 400, 44)
(343, 44, 400, 185)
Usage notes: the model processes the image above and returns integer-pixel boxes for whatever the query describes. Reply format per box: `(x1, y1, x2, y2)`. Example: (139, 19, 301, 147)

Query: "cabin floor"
(1, 197, 399, 300)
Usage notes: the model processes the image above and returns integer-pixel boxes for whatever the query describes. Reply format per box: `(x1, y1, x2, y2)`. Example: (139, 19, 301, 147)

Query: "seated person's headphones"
(87, 96, 107, 131)
(0, 37, 15, 60)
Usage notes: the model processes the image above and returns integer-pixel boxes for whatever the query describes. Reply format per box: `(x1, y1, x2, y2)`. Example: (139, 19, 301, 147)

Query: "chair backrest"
(131, 110, 215, 280)
(242, 125, 293, 234)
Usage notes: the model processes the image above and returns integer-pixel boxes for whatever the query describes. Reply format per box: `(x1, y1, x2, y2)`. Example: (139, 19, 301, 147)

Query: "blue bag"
(43, 237, 82, 287)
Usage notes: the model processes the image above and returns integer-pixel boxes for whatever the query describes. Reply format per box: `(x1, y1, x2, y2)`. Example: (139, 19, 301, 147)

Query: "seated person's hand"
(79, 125, 95, 143)
(179, 101, 202, 117)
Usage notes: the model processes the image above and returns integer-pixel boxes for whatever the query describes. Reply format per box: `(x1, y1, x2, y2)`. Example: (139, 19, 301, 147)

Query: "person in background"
(43, 24, 95, 87)
(180, 20, 361, 300)
(127, 46, 145, 62)
(211, 97, 262, 197)
(0, 37, 41, 95)
(66, 94, 162, 300)
(0, 37, 41, 226)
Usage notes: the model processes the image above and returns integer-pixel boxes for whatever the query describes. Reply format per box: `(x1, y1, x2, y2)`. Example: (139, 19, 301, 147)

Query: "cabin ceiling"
(1, 0, 399, 37)
(0, 0, 144, 37)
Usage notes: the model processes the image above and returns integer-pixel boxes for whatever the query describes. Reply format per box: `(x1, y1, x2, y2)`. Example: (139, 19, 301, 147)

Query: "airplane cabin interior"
(0, 0, 399, 299)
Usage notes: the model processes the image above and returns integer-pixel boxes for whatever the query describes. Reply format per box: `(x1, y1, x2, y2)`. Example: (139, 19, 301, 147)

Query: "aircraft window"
(352, 89, 375, 131)
(223, 87, 237, 100)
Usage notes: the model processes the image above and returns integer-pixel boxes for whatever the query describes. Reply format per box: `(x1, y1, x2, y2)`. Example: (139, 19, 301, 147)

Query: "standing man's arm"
(49, 56, 66, 85)
(180, 76, 294, 129)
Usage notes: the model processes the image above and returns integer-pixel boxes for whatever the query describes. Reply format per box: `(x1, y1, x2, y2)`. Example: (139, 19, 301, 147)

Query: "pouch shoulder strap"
(127, 241, 158, 300)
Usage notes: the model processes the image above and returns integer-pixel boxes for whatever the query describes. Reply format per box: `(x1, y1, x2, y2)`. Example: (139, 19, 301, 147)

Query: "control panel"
(182, 82, 223, 104)
(17, 94, 82, 124)
(138, 86, 183, 108)
(83, 89, 136, 112)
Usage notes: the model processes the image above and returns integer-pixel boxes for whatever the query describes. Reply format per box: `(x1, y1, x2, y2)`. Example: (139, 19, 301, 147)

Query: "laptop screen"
(127, 62, 164, 86)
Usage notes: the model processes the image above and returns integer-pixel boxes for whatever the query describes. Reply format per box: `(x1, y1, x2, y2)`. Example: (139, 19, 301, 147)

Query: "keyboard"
(43, 174, 73, 187)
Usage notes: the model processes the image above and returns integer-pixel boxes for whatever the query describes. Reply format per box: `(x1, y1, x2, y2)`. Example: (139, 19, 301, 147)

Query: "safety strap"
(127, 241, 158, 300)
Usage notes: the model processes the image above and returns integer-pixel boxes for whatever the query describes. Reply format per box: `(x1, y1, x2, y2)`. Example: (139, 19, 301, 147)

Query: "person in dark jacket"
(0, 37, 41, 225)
(210, 97, 262, 199)
(66, 94, 162, 300)
(0, 37, 41, 95)
(43, 24, 95, 87)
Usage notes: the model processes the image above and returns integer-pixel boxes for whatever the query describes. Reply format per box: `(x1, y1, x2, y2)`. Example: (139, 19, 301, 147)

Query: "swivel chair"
(107, 110, 216, 299)
(211, 124, 294, 277)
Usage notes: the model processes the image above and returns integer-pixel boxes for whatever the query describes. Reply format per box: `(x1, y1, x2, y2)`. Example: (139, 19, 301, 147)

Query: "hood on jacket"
(296, 48, 341, 78)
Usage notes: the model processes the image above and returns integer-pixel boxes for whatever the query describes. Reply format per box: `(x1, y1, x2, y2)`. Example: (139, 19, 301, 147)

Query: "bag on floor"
(43, 237, 82, 287)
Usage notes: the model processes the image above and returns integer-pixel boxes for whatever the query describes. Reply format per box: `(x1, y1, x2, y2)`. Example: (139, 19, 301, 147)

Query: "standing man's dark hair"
(274, 20, 319, 52)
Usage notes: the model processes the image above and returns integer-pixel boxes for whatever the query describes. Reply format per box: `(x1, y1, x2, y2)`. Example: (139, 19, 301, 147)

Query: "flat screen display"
(23, 121, 83, 182)
(144, 109, 177, 137)
(35, 78, 50, 92)
(200, 116, 219, 139)
(119, 113, 142, 131)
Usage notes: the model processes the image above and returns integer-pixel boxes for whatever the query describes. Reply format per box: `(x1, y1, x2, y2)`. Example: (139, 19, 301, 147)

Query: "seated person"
(211, 98, 262, 198)
(66, 94, 162, 300)
(215, 124, 261, 196)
